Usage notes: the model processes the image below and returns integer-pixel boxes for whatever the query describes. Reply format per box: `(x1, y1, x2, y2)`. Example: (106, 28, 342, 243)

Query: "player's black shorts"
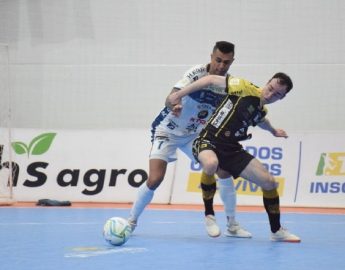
(192, 135, 254, 178)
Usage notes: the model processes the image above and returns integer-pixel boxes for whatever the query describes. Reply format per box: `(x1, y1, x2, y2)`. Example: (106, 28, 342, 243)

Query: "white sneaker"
(225, 220, 252, 238)
(205, 215, 221, 237)
(271, 227, 301, 243)
(128, 218, 137, 233)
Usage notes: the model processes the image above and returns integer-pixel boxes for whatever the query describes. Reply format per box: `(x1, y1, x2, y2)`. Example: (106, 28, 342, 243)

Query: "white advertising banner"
(295, 132, 345, 207)
(171, 130, 345, 208)
(0, 128, 344, 208)
(0, 128, 175, 203)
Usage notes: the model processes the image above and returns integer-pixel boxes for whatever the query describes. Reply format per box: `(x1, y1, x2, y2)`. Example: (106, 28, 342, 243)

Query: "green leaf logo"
(12, 132, 57, 157)
(12, 142, 28, 155)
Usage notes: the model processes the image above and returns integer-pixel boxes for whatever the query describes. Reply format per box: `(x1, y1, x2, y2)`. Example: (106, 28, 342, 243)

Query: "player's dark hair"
(213, 41, 235, 55)
(272, 72, 293, 93)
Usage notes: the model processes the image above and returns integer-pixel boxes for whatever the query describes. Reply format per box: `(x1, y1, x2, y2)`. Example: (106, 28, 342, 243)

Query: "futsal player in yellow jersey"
(168, 72, 301, 242)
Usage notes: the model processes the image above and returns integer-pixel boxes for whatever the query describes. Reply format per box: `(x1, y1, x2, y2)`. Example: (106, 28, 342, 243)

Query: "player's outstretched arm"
(166, 75, 226, 106)
(258, 118, 288, 138)
(272, 129, 288, 138)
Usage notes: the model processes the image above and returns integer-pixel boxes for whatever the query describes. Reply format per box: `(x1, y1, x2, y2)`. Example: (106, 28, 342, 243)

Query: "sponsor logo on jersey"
(211, 99, 233, 128)
(197, 110, 209, 119)
(167, 120, 178, 130)
(231, 91, 243, 96)
(229, 78, 240, 85)
(186, 67, 206, 80)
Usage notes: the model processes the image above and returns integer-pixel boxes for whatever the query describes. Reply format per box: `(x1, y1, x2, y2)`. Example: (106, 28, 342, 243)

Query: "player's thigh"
(198, 149, 219, 175)
(150, 136, 178, 162)
(239, 158, 272, 187)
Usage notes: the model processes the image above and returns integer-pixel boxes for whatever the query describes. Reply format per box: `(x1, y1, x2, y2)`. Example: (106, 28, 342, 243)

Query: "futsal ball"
(103, 217, 132, 246)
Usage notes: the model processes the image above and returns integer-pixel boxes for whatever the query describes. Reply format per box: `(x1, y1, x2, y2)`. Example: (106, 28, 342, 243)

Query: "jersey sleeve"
(260, 106, 269, 122)
(226, 76, 268, 122)
(174, 64, 207, 89)
(226, 76, 262, 97)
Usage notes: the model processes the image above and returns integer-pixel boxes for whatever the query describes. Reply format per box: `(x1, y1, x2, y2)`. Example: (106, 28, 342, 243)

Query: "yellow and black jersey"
(200, 75, 268, 142)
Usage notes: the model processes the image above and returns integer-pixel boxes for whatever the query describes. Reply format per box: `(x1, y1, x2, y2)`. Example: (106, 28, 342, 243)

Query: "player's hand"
(273, 129, 288, 138)
(171, 104, 183, 117)
(167, 92, 181, 107)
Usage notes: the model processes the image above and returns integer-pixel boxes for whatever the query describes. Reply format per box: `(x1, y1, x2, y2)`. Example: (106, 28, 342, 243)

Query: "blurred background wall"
(0, 0, 344, 131)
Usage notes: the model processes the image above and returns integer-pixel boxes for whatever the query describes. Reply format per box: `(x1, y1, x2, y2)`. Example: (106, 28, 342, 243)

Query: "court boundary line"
(3, 202, 345, 215)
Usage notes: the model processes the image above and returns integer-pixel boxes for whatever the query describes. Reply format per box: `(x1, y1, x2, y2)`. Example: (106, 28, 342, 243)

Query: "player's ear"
(280, 88, 288, 99)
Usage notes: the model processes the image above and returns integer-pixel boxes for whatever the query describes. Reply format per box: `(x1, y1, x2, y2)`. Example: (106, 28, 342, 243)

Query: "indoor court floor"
(1, 204, 344, 270)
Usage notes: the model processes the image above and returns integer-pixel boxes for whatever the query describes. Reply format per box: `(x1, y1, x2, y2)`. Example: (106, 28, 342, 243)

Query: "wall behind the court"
(4, 128, 345, 208)
(0, 0, 344, 131)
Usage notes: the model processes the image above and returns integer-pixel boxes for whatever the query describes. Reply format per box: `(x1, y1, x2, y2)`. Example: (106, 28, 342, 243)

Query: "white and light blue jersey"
(151, 64, 228, 138)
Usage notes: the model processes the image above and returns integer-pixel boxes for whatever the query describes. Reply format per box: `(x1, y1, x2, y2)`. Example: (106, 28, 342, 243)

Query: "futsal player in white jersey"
(128, 41, 251, 238)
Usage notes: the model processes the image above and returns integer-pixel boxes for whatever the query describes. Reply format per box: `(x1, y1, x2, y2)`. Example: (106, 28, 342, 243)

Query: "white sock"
(218, 177, 236, 223)
(129, 183, 154, 221)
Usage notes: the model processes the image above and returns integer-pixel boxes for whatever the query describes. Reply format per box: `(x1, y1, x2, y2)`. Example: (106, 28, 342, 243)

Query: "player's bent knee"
(261, 178, 278, 191)
(146, 178, 163, 190)
(202, 160, 218, 175)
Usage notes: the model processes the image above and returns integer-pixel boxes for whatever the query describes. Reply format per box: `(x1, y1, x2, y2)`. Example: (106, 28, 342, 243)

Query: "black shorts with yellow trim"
(192, 135, 254, 179)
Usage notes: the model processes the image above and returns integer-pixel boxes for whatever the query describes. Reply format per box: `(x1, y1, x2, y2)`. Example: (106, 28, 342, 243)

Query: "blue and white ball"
(103, 217, 132, 246)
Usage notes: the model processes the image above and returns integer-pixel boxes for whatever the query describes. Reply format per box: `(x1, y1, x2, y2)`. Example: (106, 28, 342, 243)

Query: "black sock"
(263, 194, 281, 233)
(201, 182, 216, 216)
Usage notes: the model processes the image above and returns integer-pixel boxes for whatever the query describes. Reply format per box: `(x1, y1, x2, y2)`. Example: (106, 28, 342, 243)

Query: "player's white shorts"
(149, 133, 197, 163)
